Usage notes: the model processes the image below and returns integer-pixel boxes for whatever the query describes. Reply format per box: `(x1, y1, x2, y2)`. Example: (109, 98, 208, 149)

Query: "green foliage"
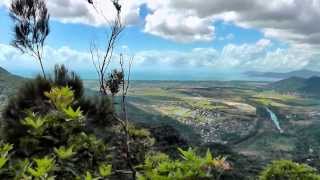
(84, 171, 99, 180)
(52, 65, 84, 99)
(0, 143, 13, 157)
(12, 159, 30, 180)
(54, 146, 76, 160)
(21, 112, 49, 136)
(27, 156, 55, 178)
(2, 65, 88, 146)
(0, 84, 114, 179)
(106, 69, 124, 96)
(128, 124, 151, 138)
(63, 106, 83, 121)
(0, 157, 8, 170)
(0, 142, 13, 169)
(123, 125, 155, 166)
(138, 148, 230, 180)
(259, 160, 320, 180)
(78, 96, 115, 126)
(98, 163, 112, 177)
(69, 132, 108, 157)
(0, 67, 154, 179)
(44, 86, 74, 110)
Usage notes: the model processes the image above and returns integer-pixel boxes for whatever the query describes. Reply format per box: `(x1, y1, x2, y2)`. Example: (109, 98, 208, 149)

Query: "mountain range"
(268, 76, 320, 96)
(0, 67, 25, 99)
(245, 69, 320, 79)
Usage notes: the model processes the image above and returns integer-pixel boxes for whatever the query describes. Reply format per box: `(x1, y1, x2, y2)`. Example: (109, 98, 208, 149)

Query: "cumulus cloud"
(2, 0, 320, 46)
(1, 38, 319, 77)
(0, 44, 92, 75)
(133, 38, 320, 72)
(144, 7, 215, 42)
(0, 0, 143, 26)
(162, 0, 320, 46)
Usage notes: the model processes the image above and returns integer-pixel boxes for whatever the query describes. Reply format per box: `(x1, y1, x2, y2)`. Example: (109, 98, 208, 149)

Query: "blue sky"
(0, 0, 319, 80)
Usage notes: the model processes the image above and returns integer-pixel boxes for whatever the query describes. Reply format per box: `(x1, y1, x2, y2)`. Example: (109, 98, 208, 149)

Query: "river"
(265, 107, 284, 133)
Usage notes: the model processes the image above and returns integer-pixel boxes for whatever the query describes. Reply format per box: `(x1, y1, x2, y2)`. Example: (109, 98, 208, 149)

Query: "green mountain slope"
(269, 76, 320, 96)
(0, 67, 25, 104)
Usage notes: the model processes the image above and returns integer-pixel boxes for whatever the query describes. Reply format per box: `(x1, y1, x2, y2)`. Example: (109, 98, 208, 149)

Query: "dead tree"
(89, 0, 124, 95)
(111, 54, 135, 178)
(87, 0, 136, 179)
(10, 0, 50, 79)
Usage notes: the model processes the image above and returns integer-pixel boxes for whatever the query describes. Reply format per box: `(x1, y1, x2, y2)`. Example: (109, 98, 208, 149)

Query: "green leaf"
(0, 143, 13, 157)
(63, 106, 83, 121)
(0, 157, 8, 169)
(139, 147, 228, 179)
(45, 86, 75, 110)
(12, 159, 30, 180)
(98, 163, 112, 177)
(27, 156, 55, 178)
(178, 147, 197, 161)
(54, 146, 76, 160)
(84, 171, 99, 180)
(21, 113, 47, 130)
(0, 142, 13, 169)
(205, 149, 213, 163)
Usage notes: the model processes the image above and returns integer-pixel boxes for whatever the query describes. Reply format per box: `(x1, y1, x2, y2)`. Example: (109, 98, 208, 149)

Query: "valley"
(84, 80, 320, 164)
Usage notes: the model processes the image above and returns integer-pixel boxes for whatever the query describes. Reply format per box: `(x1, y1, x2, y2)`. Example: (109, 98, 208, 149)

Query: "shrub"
(0, 86, 113, 179)
(2, 65, 115, 146)
(137, 147, 230, 180)
(259, 160, 320, 180)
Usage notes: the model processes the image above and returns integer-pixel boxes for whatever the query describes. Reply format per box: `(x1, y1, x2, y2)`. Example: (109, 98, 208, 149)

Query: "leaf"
(27, 156, 55, 178)
(98, 163, 112, 177)
(12, 159, 30, 180)
(54, 146, 76, 160)
(205, 149, 213, 163)
(0, 143, 13, 157)
(84, 171, 99, 180)
(178, 147, 197, 161)
(45, 86, 74, 110)
(0, 157, 8, 169)
(21, 113, 46, 129)
(63, 106, 83, 121)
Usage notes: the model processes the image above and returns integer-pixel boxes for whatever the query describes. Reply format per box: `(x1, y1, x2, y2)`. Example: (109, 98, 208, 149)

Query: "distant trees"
(10, 0, 50, 79)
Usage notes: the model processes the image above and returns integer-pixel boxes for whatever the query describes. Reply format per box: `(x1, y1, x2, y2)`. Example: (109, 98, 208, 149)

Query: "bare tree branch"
(10, 0, 50, 79)
(87, 0, 136, 179)
(88, 0, 124, 95)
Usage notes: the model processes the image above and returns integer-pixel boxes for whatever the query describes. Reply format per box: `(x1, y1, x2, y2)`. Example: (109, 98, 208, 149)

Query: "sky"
(0, 0, 320, 80)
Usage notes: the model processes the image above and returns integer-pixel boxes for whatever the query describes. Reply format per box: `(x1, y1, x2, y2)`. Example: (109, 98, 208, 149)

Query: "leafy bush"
(259, 160, 320, 180)
(137, 147, 230, 180)
(0, 86, 113, 179)
(2, 65, 115, 146)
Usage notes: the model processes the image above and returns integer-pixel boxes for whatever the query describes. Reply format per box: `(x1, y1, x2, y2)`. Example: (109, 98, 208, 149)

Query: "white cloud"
(0, 0, 143, 26)
(0, 44, 92, 74)
(144, 7, 215, 42)
(163, 0, 320, 46)
(2, 0, 320, 46)
(133, 39, 319, 72)
(1, 39, 319, 77)
(256, 39, 271, 47)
